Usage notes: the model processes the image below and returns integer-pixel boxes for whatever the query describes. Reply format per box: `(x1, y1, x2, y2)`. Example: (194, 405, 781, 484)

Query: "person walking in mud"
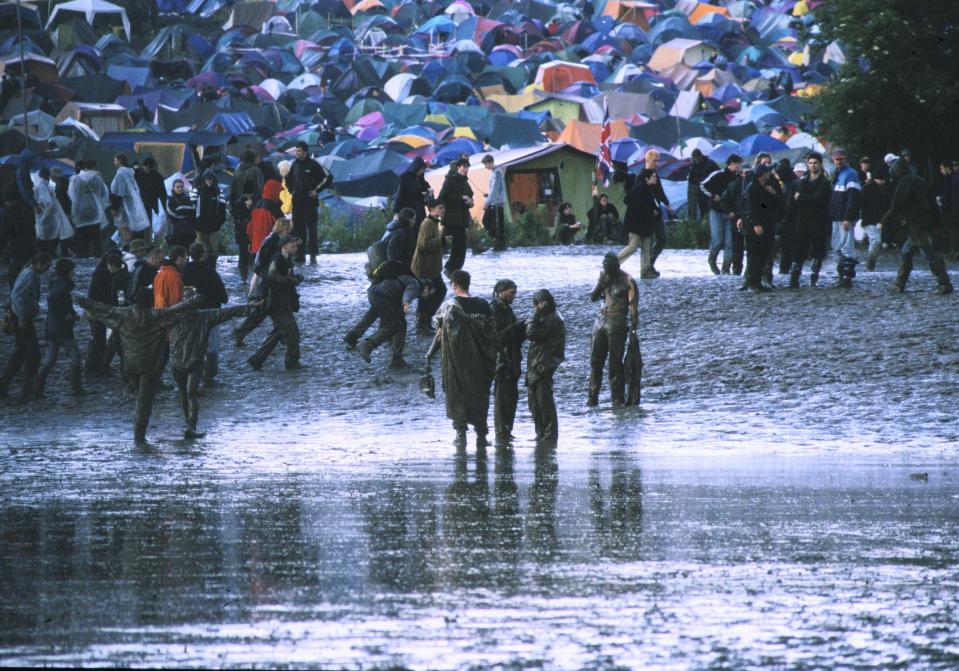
(427, 270, 499, 447)
(354, 274, 431, 368)
(525, 289, 565, 441)
(0, 252, 52, 403)
(77, 288, 203, 445)
(588, 253, 638, 407)
(234, 218, 293, 347)
(411, 199, 447, 333)
(489, 279, 526, 441)
(169, 288, 253, 440)
(247, 236, 303, 371)
(882, 173, 954, 294)
(35, 259, 85, 398)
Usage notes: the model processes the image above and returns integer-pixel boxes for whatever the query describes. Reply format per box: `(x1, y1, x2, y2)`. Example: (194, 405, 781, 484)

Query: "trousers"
(250, 310, 300, 369)
(589, 315, 628, 404)
(173, 365, 202, 431)
(493, 371, 519, 437)
(528, 375, 557, 440)
(292, 199, 318, 259)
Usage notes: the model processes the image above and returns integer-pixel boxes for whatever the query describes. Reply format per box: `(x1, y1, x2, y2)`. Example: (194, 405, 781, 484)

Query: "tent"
(648, 38, 717, 72)
(426, 143, 601, 232)
(477, 114, 544, 149)
(602, 1, 658, 30)
(555, 118, 630, 154)
(533, 61, 595, 93)
(46, 0, 131, 41)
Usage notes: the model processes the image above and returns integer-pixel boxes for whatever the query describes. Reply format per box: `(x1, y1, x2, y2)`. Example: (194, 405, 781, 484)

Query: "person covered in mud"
(525, 289, 565, 441)
(489, 279, 526, 441)
(354, 274, 432, 368)
(427, 269, 499, 447)
(588, 253, 638, 407)
(169, 287, 253, 440)
(77, 288, 203, 445)
(882, 173, 954, 295)
(247, 235, 303, 371)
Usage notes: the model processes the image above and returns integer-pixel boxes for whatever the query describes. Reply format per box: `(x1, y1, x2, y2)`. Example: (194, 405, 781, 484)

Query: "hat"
(754, 163, 772, 177)
(884, 153, 898, 165)
(129, 239, 149, 254)
(831, 147, 847, 158)
(859, 156, 872, 163)
(279, 235, 301, 247)
(793, 162, 808, 173)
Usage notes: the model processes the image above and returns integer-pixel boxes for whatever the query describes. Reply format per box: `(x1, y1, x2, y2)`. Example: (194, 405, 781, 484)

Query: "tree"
(812, 0, 959, 169)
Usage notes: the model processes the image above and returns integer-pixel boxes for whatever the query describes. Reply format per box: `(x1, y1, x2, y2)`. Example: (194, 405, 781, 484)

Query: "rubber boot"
(865, 252, 877, 271)
(587, 386, 599, 407)
(893, 259, 913, 293)
(69, 364, 85, 395)
(134, 421, 148, 445)
(931, 258, 953, 295)
(788, 265, 801, 289)
(810, 259, 822, 287)
(34, 371, 48, 400)
(721, 260, 731, 275)
(707, 250, 720, 275)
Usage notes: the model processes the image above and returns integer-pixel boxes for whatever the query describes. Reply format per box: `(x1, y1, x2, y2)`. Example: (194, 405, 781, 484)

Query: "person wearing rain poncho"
(34, 167, 74, 257)
(69, 159, 110, 258)
(426, 269, 499, 448)
(110, 153, 151, 245)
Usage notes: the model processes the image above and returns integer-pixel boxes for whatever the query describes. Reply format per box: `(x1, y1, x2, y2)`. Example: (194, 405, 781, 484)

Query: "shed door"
(506, 168, 562, 224)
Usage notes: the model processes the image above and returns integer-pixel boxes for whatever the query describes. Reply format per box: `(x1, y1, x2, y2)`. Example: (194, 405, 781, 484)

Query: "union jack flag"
(596, 99, 613, 187)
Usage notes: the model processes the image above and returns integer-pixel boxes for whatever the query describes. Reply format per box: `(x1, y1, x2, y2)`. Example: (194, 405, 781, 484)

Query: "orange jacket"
(247, 180, 284, 254)
(153, 263, 184, 308)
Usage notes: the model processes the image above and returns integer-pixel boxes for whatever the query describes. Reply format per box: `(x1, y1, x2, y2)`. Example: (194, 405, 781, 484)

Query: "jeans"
(41, 337, 82, 373)
(833, 221, 856, 259)
(863, 224, 882, 258)
(708, 211, 733, 263)
(651, 214, 666, 263)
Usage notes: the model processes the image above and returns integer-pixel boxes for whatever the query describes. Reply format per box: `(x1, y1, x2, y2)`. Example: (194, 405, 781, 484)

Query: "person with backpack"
(230, 150, 265, 281)
(233, 218, 293, 348)
(191, 169, 226, 263)
(354, 274, 431, 368)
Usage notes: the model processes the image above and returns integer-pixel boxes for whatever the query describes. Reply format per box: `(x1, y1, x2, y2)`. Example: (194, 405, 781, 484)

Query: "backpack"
(365, 234, 389, 280)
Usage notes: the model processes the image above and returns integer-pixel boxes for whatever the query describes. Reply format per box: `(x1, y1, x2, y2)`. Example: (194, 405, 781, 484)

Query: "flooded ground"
(1, 246, 958, 669)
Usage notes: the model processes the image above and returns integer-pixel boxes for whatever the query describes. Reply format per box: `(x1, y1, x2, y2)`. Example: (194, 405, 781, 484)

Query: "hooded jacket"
(153, 261, 184, 309)
(394, 157, 429, 221)
(229, 160, 265, 221)
(526, 298, 565, 387)
(247, 180, 284, 254)
(169, 305, 249, 372)
(69, 170, 110, 229)
(411, 214, 443, 279)
(111, 165, 150, 232)
(45, 275, 77, 340)
(34, 176, 73, 241)
(165, 188, 196, 240)
(183, 260, 228, 309)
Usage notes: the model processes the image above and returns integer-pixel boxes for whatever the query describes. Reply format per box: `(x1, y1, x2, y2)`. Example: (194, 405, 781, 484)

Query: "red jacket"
(153, 262, 183, 309)
(247, 180, 284, 254)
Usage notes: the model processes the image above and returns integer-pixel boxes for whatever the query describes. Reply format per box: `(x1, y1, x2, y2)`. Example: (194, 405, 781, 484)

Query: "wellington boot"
(34, 371, 48, 400)
(69, 364, 86, 395)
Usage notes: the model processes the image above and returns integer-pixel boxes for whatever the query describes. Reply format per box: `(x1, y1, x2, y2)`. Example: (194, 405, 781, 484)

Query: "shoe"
(310, 255, 317, 265)
(184, 428, 206, 440)
(708, 258, 720, 275)
(453, 430, 467, 446)
(836, 277, 853, 289)
(342, 333, 358, 350)
(234, 331, 245, 348)
(389, 356, 409, 369)
(476, 433, 489, 448)
(651, 268, 661, 277)
(738, 281, 749, 291)
(639, 270, 658, 280)
(357, 341, 373, 364)
(247, 356, 263, 371)
(937, 283, 954, 295)
(587, 395, 598, 407)
(285, 362, 304, 370)
(747, 283, 771, 293)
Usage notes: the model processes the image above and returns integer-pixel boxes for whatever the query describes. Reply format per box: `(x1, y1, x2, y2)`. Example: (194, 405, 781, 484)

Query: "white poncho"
(110, 166, 150, 232)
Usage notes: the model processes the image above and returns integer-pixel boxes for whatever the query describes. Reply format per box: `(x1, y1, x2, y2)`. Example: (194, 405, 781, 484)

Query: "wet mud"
(1, 246, 958, 668)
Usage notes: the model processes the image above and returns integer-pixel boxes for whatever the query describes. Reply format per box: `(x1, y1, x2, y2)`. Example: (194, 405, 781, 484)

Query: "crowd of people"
(2, 138, 955, 447)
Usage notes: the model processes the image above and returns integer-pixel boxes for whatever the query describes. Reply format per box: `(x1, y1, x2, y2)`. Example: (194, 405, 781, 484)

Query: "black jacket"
(135, 169, 166, 215)
(525, 307, 565, 386)
(490, 296, 525, 379)
(45, 275, 77, 340)
(266, 252, 301, 313)
(192, 181, 226, 234)
(746, 178, 782, 234)
(688, 159, 719, 188)
(395, 160, 429, 221)
(860, 181, 892, 227)
(128, 261, 158, 304)
(623, 181, 659, 237)
(286, 156, 332, 202)
(792, 173, 832, 230)
(701, 168, 738, 213)
(182, 260, 228, 309)
(439, 172, 473, 229)
(88, 260, 118, 306)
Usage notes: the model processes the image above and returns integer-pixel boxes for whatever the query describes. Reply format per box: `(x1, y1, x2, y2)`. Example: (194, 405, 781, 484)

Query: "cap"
(884, 153, 898, 165)
(129, 239, 149, 254)
(859, 156, 871, 163)
(831, 147, 847, 158)
(793, 162, 808, 173)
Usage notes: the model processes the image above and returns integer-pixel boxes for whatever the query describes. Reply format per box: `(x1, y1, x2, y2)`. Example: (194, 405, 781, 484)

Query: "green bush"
(506, 205, 555, 247)
(317, 205, 389, 253)
(669, 216, 709, 249)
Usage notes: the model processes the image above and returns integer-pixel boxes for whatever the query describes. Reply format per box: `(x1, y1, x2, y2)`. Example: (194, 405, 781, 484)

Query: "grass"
(668, 216, 710, 249)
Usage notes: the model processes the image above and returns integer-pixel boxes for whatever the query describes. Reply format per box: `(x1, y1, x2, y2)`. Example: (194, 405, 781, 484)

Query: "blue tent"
(477, 114, 543, 149)
(433, 138, 484, 166)
(736, 134, 789, 156)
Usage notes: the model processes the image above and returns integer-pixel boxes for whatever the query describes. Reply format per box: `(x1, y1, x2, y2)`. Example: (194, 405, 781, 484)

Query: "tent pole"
(15, 0, 28, 150)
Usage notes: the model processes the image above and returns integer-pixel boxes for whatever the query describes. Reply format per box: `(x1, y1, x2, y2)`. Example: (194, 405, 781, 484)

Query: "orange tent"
(688, 3, 729, 25)
(556, 118, 630, 154)
(534, 61, 595, 93)
(602, 1, 658, 30)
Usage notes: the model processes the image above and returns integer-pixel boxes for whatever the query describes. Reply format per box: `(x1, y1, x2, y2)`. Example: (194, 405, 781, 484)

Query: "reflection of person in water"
(490, 445, 522, 585)
(588, 452, 643, 559)
(527, 443, 558, 565)
(442, 445, 492, 588)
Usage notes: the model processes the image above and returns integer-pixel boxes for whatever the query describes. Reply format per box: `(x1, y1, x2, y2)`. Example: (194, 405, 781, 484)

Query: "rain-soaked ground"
(1, 245, 958, 669)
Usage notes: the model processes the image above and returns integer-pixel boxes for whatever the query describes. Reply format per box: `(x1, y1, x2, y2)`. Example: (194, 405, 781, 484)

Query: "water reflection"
(588, 450, 644, 560)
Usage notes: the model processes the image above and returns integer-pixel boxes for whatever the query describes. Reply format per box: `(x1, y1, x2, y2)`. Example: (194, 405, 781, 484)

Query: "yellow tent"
(453, 127, 477, 140)
(389, 134, 433, 148)
(424, 113, 452, 126)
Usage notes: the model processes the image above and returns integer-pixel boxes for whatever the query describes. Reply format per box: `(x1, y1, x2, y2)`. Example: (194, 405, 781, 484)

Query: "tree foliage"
(813, 0, 959, 166)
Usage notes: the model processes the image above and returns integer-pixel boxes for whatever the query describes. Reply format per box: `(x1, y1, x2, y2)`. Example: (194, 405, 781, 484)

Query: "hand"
(308, 190, 317, 199)
(763, 184, 776, 194)
(713, 195, 721, 202)
(753, 225, 763, 236)
(793, 193, 800, 201)
(842, 220, 851, 231)
(736, 218, 744, 231)
(403, 303, 411, 314)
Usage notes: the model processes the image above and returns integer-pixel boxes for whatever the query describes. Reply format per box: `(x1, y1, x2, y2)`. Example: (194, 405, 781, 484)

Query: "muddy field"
(1, 246, 958, 669)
